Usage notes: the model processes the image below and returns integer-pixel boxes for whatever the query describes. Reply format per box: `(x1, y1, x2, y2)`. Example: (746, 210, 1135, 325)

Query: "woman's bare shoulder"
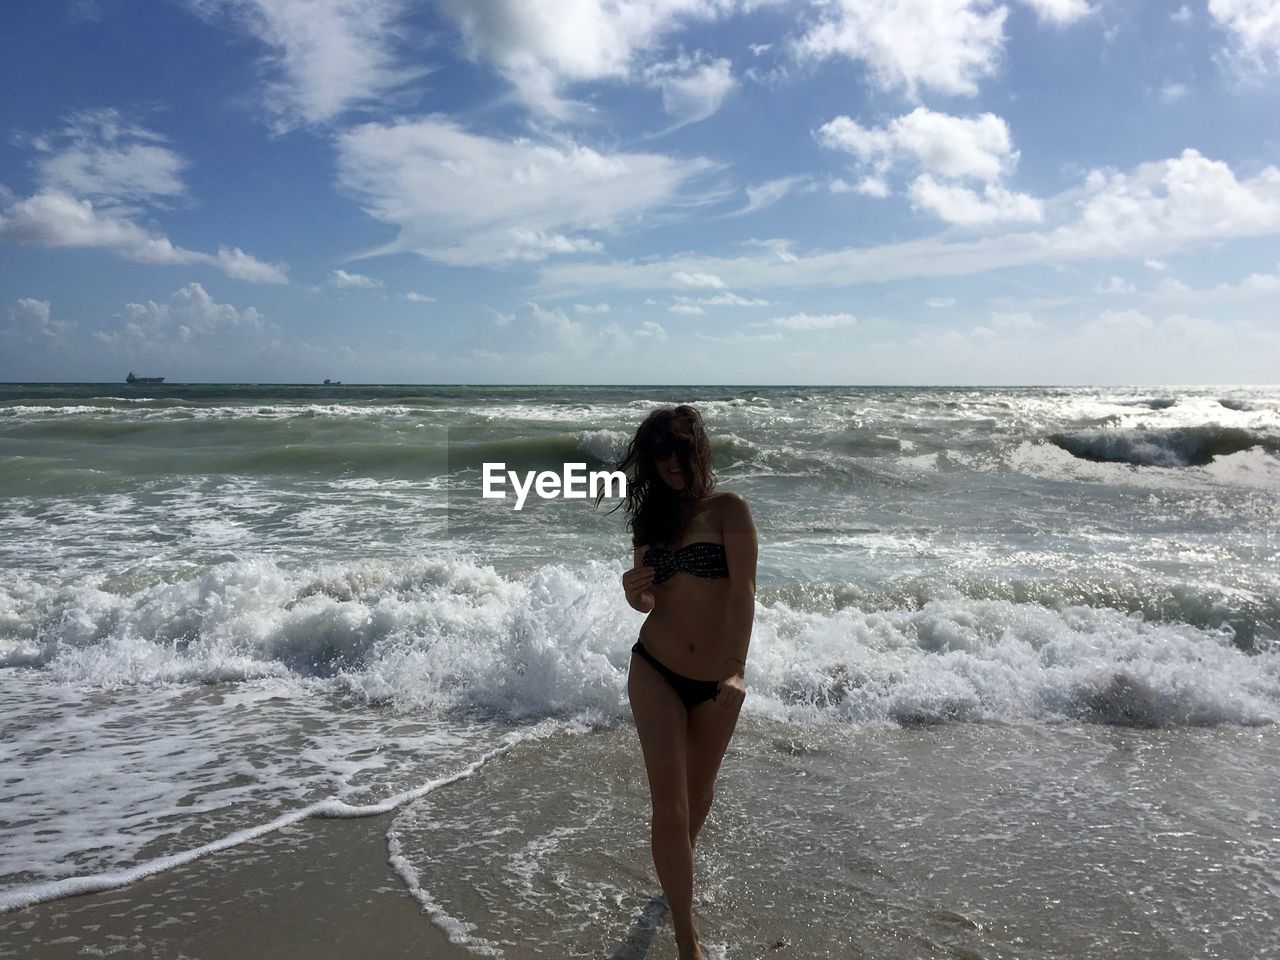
(710, 490, 750, 514)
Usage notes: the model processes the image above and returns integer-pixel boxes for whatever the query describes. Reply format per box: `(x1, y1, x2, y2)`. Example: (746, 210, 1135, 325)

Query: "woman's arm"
(720, 493, 758, 678)
(623, 545, 656, 613)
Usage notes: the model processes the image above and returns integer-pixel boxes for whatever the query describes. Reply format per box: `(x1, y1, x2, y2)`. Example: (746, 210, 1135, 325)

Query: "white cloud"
(405, 291, 436, 302)
(182, 0, 427, 131)
(330, 268, 383, 289)
(770, 311, 857, 330)
(731, 175, 811, 216)
(819, 107, 1041, 225)
(926, 297, 956, 307)
(695, 329, 785, 343)
(908, 176, 1044, 225)
(0, 191, 288, 283)
(1095, 275, 1136, 294)
(539, 150, 1280, 293)
(215, 246, 288, 284)
(795, 0, 1008, 98)
(646, 52, 736, 126)
(1148, 265, 1280, 306)
(636, 320, 668, 341)
(700, 291, 770, 306)
(22, 107, 188, 203)
(672, 270, 726, 288)
(669, 302, 706, 315)
(573, 302, 611, 314)
(1016, 0, 1094, 25)
(437, 0, 734, 118)
(1159, 81, 1189, 103)
(335, 116, 716, 267)
(1171, 5, 1193, 24)
(1144, 258, 1167, 270)
(1, 111, 286, 284)
(94, 282, 269, 347)
(1208, 0, 1280, 72)
(818, 108, 1020, 183)
(748, 42, 772, 55)
(2, 298, 74, 347)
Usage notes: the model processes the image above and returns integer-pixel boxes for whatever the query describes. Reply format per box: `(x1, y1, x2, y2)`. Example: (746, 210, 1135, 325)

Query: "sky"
(1, 0, 1279, 385)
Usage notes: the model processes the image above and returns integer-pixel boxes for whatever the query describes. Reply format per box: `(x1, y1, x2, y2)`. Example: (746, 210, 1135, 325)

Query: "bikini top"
(642, 541, 730, 584)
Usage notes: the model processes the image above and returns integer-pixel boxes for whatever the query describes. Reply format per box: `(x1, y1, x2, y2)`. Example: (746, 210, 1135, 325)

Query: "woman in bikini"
(614, 404, 758, 960)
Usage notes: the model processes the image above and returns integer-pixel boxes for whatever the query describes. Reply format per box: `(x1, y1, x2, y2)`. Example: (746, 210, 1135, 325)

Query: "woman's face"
(653, 449, 687, 491)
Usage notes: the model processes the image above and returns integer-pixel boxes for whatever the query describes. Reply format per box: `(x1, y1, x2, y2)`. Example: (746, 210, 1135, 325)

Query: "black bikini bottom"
(631, 640, 720, 711)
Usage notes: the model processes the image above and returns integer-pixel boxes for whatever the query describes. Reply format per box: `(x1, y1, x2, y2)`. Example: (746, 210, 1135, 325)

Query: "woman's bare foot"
(676, 932, 703, 960)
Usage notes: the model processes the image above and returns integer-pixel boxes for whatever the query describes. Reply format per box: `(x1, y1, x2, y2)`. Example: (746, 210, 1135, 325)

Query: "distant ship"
(323, 378, 342, 385)
(125, 372, 164, 384)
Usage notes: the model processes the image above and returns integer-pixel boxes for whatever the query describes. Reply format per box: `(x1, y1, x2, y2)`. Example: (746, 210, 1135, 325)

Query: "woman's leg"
(686, 693, 743, 849)
(628, 651, 702, 958)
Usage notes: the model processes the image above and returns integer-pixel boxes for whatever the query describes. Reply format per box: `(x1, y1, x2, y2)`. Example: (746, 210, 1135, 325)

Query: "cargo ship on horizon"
(125, 372, 165, 384)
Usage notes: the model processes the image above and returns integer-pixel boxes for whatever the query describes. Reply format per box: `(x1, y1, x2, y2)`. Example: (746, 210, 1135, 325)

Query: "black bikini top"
(643, 541, 730, 584)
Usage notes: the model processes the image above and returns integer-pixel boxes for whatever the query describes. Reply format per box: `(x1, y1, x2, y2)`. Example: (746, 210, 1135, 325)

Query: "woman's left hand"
(714, 673, 746, 711)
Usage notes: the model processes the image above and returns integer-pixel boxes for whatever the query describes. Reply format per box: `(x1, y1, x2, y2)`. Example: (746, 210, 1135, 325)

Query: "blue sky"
(1, 0, 1279, 384)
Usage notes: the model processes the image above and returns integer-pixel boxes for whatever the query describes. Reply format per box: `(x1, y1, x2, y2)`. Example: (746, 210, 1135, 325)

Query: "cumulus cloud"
(405, 291, 436, 302)
(1208, 0, 1280, 73)
(636, 319, 668, 340)
(818, 108, 1018, 182)
(669, 302, 706, 315)
(573, 302, 611, 313)
(794, 0, 1008, 98)
(437, 0, 735, 118)
(818, 107, 1042, 225)
(2, 298, 75, 347)
(908, 176, 1044, 224)
(1016, 0, 1094, 25)
(335, 115, 716, 266)
(181, 0, 427, 131)
(94, 282, 269, 347)
(538, 149, 1280, 293)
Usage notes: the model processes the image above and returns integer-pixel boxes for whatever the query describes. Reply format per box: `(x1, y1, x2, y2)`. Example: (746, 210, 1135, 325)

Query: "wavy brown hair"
(598, 404, 717, 548)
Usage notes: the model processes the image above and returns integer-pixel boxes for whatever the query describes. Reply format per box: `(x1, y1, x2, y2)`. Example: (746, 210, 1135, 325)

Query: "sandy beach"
(0, 812, 470, 960)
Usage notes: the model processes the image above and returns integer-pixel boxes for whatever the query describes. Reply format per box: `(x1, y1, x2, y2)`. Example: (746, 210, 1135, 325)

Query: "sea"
(1, 383, 1277, 959)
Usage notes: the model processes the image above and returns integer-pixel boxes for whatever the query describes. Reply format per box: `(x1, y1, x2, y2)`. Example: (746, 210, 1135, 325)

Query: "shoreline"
(0, 811, 474, 960)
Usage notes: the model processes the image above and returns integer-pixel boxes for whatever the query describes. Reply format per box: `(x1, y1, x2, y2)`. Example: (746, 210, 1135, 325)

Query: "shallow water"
(386, 718, 1280, 959)
(1, 383, 1277, 955)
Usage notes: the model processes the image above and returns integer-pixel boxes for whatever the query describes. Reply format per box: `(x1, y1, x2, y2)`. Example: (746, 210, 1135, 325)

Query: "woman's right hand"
(622, 565, 656, 613)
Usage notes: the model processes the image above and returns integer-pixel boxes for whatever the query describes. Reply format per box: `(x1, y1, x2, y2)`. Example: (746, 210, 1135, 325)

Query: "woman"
(613, 404, 758, 960)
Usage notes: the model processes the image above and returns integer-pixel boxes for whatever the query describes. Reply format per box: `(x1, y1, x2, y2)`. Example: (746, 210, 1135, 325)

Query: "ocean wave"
(3, 555, 1276, 728)
(1046, 424, 1280, 467)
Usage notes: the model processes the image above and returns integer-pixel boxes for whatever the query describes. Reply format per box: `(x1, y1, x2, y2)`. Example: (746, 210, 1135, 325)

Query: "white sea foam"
(4, 555, 1276, 728)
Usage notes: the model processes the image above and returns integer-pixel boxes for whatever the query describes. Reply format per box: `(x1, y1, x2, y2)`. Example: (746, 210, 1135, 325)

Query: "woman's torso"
(637, 497, 735, 681)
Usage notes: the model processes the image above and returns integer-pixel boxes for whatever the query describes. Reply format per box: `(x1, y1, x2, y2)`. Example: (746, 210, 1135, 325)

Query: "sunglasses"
(645, 436, 684, 460)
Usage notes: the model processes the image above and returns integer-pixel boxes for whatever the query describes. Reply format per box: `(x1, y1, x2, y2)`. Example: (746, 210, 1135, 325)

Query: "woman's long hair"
(599, 404, 717, 548)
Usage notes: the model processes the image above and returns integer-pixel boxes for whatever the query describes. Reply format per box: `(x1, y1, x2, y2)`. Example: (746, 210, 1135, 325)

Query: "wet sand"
(0, 812, 472, 960)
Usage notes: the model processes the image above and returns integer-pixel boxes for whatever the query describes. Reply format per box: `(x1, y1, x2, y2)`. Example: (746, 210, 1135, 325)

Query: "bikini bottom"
(631, 639, 720, 711)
